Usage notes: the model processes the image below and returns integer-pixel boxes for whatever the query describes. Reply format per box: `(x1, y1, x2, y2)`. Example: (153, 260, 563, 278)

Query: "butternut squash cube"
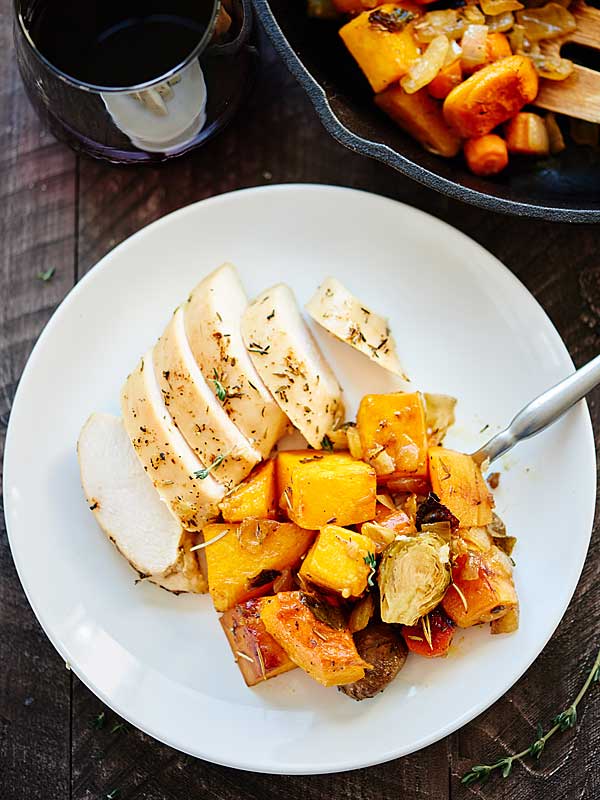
(218, 459, 278, 522)
(260, 591, 372, 686)
(220, 598, 296, 686)
(280, 455, 377, 529)
(428, 447, 494, 527)
(299, 525, 374, 598)
(276, 450, 354, 497)
(442, 548, 518, 628)
(357, 392, 428, 480)
(339, 4, 421, 93)
(204, 520, 315, 611)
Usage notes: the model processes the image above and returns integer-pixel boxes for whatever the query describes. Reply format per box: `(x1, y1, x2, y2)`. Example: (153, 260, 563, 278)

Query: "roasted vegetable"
(401, 34, 450, 94)
(339, 622, 408, 699)
(491, 604, 519, 634)
(378, 531, 451, 625)
(260, 592, 372, 686)
(416, 491, 460, 531)
(280, 453, 377, 529)
(339, 4, 422, 93)
(443, 55, 538, 138)
(376, 85, 462, 157)
(299, 525, 375, 598)
(427, 58, 463, 99)
(203, 520, 315, 611)
(220, 599, 296, 685)
(428, 447, 494, 527)
(442, 542, 518, 627)
(348, 593, 376, 633)
(505, 112, 550, 155)
(464, 134, 509, 176)
(402, 607, 455, 657)
(276, 449, 352, 497)
(357, 392, 429, 481)
(218, 459, 278, 523)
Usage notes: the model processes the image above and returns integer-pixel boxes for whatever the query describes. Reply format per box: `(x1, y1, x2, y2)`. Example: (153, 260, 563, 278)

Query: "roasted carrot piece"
(339, 4, 421, 93)
(505, 112, 550, 155)
(464, 134, 509, 176)
(376, 85, 462, 157)
(443, 55, 538, 138)
(428, 59, 463, 99)
(486, 32, 512, 62)
(402, 608, 455, 657)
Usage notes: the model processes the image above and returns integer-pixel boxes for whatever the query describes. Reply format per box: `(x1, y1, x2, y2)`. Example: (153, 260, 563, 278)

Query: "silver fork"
(471, 353, 600, 468)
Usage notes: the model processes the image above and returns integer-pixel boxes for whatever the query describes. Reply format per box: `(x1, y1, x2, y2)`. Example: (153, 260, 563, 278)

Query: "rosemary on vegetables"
(462, 647, 600, 787)
(91, 711, 106, 730)
(364, 552, 377, 587)
(211, 369, 227, 402)
(321, 434, 334, 453)
(37, 267, 55, 282)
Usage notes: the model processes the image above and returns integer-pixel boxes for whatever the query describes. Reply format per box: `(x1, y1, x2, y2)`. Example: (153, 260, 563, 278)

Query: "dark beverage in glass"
(14, 0, 257, 163)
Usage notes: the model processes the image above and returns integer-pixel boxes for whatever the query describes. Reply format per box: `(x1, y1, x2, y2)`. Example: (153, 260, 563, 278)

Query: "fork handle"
(471, 353, 600, 467)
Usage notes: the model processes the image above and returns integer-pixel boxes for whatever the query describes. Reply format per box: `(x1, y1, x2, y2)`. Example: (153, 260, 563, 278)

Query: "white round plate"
(4, 185, 596, 774)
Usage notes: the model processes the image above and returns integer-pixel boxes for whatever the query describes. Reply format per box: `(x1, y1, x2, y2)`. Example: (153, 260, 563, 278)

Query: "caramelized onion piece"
(401, 34, 450, 93)
(515, 3, 576, 42)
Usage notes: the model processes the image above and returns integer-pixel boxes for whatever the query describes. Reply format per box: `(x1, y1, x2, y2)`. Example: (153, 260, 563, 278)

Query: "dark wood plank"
(0, 1, 77, 797)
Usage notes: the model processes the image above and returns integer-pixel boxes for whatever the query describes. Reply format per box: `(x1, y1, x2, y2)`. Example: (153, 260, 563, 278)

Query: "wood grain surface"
(1, 2, 598, 798)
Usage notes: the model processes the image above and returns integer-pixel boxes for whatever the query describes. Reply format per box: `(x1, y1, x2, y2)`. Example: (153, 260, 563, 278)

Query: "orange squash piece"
(299, 525, 374, 598)
(443, 549, 518, 627)
(505, 112, 550, 156)
(279, 453, 377, 529)
(276, 450, 354, 498)
(402, 608, 455, 657)
(376, 85, 462, 157)
(339, 4, 421, 93)
(203, 520, 315, 611)
(219, 459, 278, 522)
(428, 446, 494, 527)
(260, 591, 372, 686)
(332, 0, 378, 12)
(220, 598, 296, 686)
(357, 392, 429, 481)
(443, 55, 538, 138)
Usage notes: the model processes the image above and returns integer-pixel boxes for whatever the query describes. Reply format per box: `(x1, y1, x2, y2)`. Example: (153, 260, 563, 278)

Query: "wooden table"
(1, 4, 598, 797)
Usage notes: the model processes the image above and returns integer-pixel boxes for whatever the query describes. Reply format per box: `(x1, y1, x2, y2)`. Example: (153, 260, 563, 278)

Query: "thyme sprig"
(91, 711, 106, 730)
(462, 647, 600, 787)
(211, 369, 227, 402)
(193, 448, 234, 480)
(37, 267, 55, 282)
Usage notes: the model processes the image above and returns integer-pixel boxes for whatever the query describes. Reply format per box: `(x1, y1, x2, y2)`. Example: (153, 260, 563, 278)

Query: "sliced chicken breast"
(184, 263, 288, 457)
(153, 307, 261, 491)
(78, 413, 207, 593)
(121, 352, 224, 531)
(242, 283, 345, 448)
(306, 277, 410, 382)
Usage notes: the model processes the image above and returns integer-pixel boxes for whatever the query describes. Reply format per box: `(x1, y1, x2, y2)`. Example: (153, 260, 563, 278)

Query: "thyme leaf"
(364, 552, 377, 587)
(37, 267, 56, 282)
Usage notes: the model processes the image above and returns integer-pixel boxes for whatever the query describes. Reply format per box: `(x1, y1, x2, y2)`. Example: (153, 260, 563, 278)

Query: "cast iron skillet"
(253, 0, 600, 222)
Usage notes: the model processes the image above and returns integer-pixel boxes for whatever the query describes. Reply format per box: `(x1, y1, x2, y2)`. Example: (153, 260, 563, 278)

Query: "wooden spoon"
(535, 0, 600, 123)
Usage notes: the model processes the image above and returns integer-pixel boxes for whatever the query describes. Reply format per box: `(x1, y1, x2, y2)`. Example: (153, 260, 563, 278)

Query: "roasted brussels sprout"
(378, 532, 451, 625)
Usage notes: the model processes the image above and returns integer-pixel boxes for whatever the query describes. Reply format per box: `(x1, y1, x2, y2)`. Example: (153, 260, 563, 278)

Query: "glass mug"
(14, 0, 257, 163)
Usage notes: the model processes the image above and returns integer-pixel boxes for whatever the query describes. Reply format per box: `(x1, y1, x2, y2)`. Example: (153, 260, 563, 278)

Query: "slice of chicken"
(184, 263, 288, 457)
(242, 283, 345, 448)
(306, 277, 410, 382)
(78, 413, 207, 593)
(121, 352, 224, 531)
(153, 307, 261, 491)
